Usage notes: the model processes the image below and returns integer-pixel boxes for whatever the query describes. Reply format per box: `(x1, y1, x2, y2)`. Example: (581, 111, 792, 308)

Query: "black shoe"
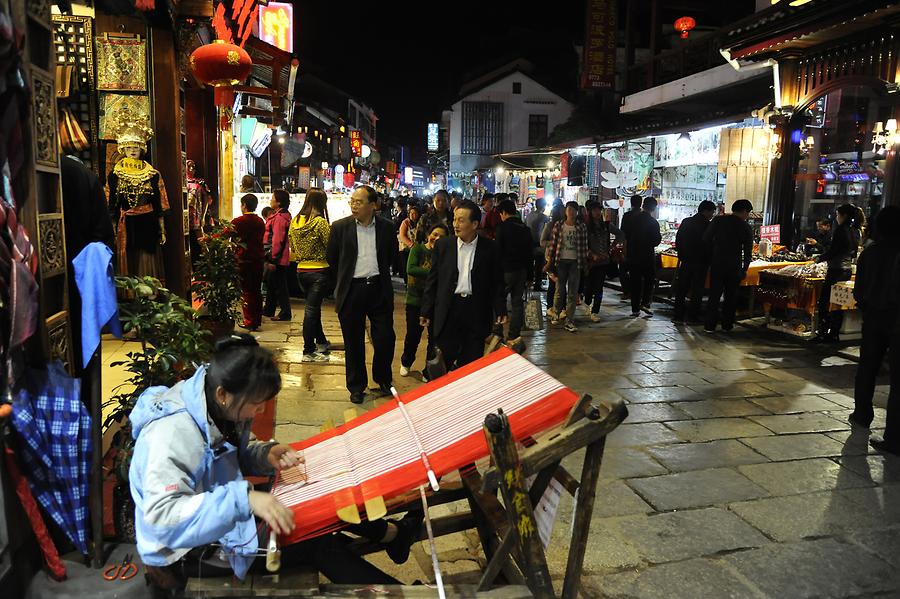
(372, 382, 393, 397)
(848, 413, 872, 429)
(386, 515, 422, 564)
(271, 314, 291, 321)
(350, 391, 366, 404)
(704, 326, 716, 333)
(870, 437, 900, 456)
(722, 325, 734, 332)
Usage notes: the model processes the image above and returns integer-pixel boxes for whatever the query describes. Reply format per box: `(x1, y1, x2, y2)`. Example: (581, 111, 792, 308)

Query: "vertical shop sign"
(214, 0, 258, 47)
(581, 0, 617, 90)
(259, 2, 294, 53)
(427, 123, 439, 152)
(298, 166, 310, 190)
(350, 130, 362, 156)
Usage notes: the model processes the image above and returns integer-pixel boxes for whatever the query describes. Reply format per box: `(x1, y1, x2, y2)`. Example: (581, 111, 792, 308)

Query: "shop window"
(528, 114, 548, 147)
(461, 101, 503, 155)
(792, 85, 895, 242)
(512, 81, 522, 94)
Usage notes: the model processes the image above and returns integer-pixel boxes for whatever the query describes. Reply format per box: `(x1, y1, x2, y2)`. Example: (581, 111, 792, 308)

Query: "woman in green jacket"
(400, 223, 448, 377)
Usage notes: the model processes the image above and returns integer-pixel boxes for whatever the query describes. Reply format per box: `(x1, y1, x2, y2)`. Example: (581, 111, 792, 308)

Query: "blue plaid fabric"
(11, 361, 91, 556)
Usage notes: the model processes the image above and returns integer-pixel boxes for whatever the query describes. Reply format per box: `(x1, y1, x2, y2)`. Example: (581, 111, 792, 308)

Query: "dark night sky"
(292, 0, 587, 158)
(290, 0, 756, 158)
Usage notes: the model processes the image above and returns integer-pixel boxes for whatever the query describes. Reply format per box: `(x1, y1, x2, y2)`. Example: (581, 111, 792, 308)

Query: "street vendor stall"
(755, 262, 828, 337)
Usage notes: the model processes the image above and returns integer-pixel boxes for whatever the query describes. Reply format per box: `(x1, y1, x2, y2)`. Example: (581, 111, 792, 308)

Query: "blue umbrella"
(11, 361, 91, 556)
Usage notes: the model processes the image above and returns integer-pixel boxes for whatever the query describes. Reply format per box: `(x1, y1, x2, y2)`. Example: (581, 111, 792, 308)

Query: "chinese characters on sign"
(427, 123, 439, 152)
(213, 0, 258, 47)
(350, 130, 362, 157)
(760, 225, 781, 243)
(581, 0, 617, 90)
(259, 2, 293, 53)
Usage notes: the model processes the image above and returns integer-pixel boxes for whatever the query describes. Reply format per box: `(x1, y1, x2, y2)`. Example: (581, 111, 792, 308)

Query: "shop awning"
(720, 0, 900, 62)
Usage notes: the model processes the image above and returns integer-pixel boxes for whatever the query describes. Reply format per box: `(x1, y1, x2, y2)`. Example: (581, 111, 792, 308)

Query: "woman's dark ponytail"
(205, 334, 281, 410)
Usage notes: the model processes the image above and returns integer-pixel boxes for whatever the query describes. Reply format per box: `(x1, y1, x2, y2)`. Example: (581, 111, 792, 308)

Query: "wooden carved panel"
(47, 317, 71, 373)
(182, 209, 190, 235)
(31, 69, 58, 169)
(27, 0, 52, 28)
(38, 214, 66, 277)
(787, 31, 900, 110)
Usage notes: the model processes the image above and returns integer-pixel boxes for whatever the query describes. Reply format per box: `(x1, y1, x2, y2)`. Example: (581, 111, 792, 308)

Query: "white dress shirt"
(353, 219, 380, 278)
(454, 235, 478, 295)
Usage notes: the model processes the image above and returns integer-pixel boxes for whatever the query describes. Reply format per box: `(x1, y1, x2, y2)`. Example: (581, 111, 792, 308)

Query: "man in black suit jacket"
(326, 185, 397, 404)
(421, 200, 507, 370)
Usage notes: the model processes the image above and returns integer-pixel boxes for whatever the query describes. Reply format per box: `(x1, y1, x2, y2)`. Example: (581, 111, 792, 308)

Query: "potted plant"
(192, 220, 243, 340)
(104, 276, 211, 540)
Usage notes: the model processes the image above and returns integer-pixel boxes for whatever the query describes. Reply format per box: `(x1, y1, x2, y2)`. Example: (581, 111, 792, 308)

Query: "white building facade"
(448, 67, 574, 173)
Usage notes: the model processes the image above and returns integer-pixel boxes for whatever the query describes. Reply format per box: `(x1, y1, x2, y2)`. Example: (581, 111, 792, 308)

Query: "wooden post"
(484, 411, 554, 599)
(87, 350, 103, 568)
(561, 438, 606, 599)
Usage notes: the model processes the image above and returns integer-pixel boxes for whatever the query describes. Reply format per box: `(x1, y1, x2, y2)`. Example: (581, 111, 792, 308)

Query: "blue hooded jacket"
(128, 366, 275, 579)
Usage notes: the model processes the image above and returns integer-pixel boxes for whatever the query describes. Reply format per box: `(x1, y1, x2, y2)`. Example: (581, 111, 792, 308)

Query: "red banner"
(350, 130, 362, 157)
(581, 0, 617, 90)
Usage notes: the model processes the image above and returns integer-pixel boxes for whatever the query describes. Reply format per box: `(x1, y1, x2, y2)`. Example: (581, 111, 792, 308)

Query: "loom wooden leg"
(464, 470, 526, 587)
(485, 412, 555, 599)
(478, 529, 516, 591)
(561, 437, 607, 599)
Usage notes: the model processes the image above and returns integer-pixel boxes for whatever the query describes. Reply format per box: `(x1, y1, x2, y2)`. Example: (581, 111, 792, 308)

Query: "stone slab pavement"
(253, 286, 900, 598)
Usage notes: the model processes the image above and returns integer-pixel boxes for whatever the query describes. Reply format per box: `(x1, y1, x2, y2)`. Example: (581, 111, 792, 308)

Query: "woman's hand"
(248, 490, 295, 535)
(267, 444, 304, 471)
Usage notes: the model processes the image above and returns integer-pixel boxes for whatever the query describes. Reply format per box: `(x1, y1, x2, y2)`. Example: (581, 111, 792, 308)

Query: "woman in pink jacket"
(263, 189, 293, 321)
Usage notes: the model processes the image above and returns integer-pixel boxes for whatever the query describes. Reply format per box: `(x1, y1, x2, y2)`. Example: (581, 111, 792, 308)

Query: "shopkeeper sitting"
(805, 218, 833, 256)
(129, 334, 399, 594)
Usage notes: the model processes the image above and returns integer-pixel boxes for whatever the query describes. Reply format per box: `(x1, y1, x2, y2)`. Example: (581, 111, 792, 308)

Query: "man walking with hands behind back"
(704, 199, 754, 332)
(327, 186, 397, 404)
(421, 200, 507, 370)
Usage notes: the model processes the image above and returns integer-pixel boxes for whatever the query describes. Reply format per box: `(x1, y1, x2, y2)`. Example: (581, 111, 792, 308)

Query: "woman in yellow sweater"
(289, 189, 332, 362)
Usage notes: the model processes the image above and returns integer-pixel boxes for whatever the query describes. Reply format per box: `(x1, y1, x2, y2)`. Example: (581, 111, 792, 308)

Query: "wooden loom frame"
(185, 394, 627, 598)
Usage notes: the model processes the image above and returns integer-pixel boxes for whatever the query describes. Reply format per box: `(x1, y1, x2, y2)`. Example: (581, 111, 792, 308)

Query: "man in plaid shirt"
(544, 201, 589, 332)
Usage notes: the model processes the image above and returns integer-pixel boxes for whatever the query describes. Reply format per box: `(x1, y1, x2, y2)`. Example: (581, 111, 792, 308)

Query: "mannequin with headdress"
(106, 114, 170, 278)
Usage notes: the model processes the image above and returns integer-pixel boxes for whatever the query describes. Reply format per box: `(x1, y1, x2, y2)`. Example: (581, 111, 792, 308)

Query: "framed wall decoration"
(99, 93, 151, 140)
(96, 34, 147, 91)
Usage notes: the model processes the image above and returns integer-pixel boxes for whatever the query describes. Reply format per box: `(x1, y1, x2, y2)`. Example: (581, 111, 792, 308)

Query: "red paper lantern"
(190, 40, 252, 98)
(674, 16, 696, 39)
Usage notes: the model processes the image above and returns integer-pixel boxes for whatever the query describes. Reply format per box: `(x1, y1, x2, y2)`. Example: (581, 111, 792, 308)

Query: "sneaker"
(546, 307, 558, 320)
(300, 352, 329, 363)
(316, 341, 332, 354)
(564, 322, 577, 333)
(590, 313, 601, 322)
(399, 365, 410, 377)
(631, 311, 640, 318)
(640, 306, 653, 316)
(559, 310, 567, 320)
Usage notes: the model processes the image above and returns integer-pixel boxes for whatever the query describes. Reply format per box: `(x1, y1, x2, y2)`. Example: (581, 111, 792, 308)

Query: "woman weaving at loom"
(129, 335, 417, 596)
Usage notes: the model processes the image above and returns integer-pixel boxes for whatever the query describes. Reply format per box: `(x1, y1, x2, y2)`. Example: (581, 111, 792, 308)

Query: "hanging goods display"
(189, 40, 253, 129)
(272, 348, 580, 544)
(96, 34, 147, 92)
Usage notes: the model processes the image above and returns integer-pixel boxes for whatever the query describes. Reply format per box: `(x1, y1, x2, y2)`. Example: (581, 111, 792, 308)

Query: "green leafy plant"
(191, 220, 243, 324)
(104, 276, 212, 483)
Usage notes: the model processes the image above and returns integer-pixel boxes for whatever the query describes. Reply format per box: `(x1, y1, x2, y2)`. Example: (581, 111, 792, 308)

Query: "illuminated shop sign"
(259, 2, 293, 53)
(427, 123, 439, 152)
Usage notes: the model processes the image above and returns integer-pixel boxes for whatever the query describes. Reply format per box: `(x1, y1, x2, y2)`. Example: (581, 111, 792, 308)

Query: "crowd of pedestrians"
(226, 187, 900, 455)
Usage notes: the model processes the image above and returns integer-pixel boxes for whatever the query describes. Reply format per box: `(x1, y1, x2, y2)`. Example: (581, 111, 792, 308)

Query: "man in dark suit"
(326, 185, 397, 404)
(672, 200, 716, 324)
(421, 200, 507, 370)
(624, 196, 662, 317)
(703, 199, 754, 333)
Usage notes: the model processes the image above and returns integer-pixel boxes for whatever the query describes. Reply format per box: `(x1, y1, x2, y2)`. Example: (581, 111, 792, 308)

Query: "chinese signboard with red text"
(760, 225, 781, 243)
(581, 0, 617, 90)
(350, 130, 362, 157)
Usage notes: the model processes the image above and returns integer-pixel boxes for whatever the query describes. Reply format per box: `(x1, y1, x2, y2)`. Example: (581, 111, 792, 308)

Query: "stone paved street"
(256, 288, 900, 598)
